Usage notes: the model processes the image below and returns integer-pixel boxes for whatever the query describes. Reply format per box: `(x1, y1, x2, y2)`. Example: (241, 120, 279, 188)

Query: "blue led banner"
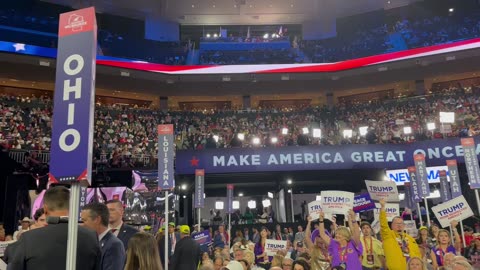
(176, 136, 480, 174)
(49, 7, 97, 184)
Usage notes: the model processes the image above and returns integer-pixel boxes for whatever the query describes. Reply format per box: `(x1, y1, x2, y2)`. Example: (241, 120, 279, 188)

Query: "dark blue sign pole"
(50, 7, 97, 270)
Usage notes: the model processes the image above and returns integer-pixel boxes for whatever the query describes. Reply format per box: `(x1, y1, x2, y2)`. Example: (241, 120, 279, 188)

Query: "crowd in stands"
(1, 82, 480, 169)
(393, 11, 480, 49)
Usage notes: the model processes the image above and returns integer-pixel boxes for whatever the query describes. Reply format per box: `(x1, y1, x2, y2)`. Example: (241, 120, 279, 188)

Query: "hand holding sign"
(450, 220, 459, 228)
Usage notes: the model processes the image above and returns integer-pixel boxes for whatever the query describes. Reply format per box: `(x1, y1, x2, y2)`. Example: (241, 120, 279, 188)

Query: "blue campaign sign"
(49, 7, 97, 185)
(353, 193, 376, 213)
(192, 230, 212, 253)
(176, 136, 480, 174)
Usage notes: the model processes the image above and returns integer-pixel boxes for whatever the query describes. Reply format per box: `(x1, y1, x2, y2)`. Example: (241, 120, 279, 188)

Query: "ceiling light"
(215, 201, 224, 209)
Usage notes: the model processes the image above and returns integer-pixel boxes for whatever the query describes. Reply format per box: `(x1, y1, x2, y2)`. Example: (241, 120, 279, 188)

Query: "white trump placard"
(265, 239, 287, 256)
(320, 191, 354, 215)
(404, 220, 418, 238)
(374, 203, 400, 222)
(365, 180, 399, 202)
(308, 200, 333, 221)
(432, 195, 474, 228)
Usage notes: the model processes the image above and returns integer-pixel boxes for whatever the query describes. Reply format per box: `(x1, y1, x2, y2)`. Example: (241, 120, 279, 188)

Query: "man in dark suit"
(106, 199, 138, 249)
(158, 222, 180, 266)
(170, 225, 201, 270)
(9, 186, 101, 270)
(270, 224, 287, 240)
(81, 202, 125, 270)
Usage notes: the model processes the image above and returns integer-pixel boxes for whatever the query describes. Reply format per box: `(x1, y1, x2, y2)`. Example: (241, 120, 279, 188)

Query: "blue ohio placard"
(49, 7, 97, 185)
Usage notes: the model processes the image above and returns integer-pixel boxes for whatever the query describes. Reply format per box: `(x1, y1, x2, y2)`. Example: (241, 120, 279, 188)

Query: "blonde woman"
(407, 257, 427, 270)
(319, 209, 362, 270)
(271, 254, 285, 268)
(124, 232, 163, 270)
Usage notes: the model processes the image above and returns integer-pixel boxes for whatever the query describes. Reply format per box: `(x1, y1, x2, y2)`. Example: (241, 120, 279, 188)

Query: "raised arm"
(304, 215, 315, 251)
(450, 220, 462, 252)
(347, 209, 361, 247)
(319, 211, 331, 246)
(378, 198, 391, 240)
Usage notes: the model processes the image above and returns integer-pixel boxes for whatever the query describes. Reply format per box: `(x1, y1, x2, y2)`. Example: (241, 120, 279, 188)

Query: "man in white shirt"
(82, 202, 125, 270)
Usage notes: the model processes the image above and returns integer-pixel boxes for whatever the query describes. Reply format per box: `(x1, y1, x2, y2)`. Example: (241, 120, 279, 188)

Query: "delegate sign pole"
(227, 184, 234, 249)
(414, 154, 430, 226)
(461, 138, 480, 213)
(49, 7, 97, 270)
(195, 169, 205, 232)
(158, 124, 175, 270)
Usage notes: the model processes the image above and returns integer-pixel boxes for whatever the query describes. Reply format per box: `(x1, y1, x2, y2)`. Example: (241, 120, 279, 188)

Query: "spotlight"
(359, 126, 368, 136)
(448, 8, 454, 12)
(287, 179, 292, 185)
(302, 127, 309, 134)
(282, 128, 288, 135)
(213, 33, 218, 38)
(237, 133, 245, 140)
(213, 135, 219, 142)
(262, 199, 271, 207)
(252, 137, 260, 145)
(248, 200, 256, 208)
(263, 33, 269, 39)
(427, 122, 436, 131)
(271, 137, 278, 143)
(268, 192, 274, 198)
(206, 33, 211, 38)
(232, 200, 240, 209)
(440, 112, 455, 123)
(239, 192, 244, 197)
(215, 201, 224, 209)
(403, 126, 412, 134)
(343, 129, 353, 139)
(181, 184, 187, 190)
(313, 128, 321, 138)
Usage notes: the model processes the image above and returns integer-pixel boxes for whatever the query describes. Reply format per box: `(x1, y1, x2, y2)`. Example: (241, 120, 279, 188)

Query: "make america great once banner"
(176, 136, 480, 174)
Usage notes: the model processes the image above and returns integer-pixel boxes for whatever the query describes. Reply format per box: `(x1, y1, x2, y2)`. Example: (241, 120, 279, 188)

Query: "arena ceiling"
(41, 0, 420, 24)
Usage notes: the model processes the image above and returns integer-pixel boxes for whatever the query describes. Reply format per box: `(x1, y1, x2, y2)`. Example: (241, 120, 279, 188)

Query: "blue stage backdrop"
(176, 136, 480, 174)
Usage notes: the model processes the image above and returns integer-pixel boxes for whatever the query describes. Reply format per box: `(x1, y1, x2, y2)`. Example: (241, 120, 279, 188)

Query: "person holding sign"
(429, 221, 462, 270)
(305, 215, 330, 270)
(318, 209, 362, 270)
(254, 227, 271, 269)
(379, 198, 421, 270)
(360, 222, 386, 270)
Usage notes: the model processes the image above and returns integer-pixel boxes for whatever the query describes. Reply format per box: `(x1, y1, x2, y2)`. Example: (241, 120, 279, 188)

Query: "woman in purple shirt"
(319, 209, 363, 270)
(430, 220, 462, 269)
(254, 226, 271, 269)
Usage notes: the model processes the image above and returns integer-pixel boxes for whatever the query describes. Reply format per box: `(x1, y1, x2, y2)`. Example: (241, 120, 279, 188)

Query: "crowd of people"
(3, 188, 479, 270)
(1, 82, 480, 169)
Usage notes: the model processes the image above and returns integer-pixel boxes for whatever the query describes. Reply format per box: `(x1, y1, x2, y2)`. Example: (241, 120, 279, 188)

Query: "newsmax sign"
(386, 166, 450, 186)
